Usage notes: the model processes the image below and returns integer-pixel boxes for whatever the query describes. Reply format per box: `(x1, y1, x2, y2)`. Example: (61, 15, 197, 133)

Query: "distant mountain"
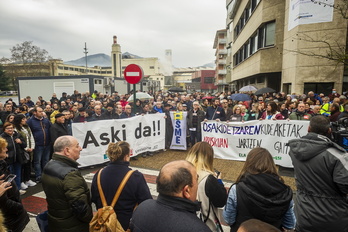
(65, 53, 111, 67)
(64, 52, 212, 68)
(200, 62, 215, 68)
(122, 52, 143, 59)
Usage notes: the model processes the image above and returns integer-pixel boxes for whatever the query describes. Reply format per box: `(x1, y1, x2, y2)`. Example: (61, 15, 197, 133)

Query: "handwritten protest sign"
(201, 120, 310, 168)
(72, 113, 166, 167)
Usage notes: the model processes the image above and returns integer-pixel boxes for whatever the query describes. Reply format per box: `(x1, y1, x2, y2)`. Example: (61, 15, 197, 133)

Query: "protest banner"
(201, 120, 310, 168)
(288, 0, 334, 31)
(170, 111, 187, 150)
(72, 113, 166, 167)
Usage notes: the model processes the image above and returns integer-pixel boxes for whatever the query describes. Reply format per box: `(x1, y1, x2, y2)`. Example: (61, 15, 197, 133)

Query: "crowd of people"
(0, 88, 347, 231)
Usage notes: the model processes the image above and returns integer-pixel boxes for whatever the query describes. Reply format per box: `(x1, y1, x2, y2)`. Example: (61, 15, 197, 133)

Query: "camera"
(331, 117, 348, 151)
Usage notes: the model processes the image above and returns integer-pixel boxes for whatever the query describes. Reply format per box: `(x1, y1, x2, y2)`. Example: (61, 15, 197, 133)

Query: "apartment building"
(213, 29, 228, 92)
(223, 0, 348, 95)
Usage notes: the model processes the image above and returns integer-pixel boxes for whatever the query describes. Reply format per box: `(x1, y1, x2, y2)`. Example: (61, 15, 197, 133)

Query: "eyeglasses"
(5, 127, 13, 130)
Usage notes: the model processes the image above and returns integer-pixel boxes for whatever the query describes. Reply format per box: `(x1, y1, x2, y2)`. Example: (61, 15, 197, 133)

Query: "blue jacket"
(27, 116, 51, 146)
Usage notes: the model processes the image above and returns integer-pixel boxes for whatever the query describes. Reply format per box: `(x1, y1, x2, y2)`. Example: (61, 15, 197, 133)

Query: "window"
(204, 77, 214, 83)
(233, 0, 260, 39)
(150, 66, 155, 69)
(258, 27, 264, 49)
(257, 76, 264, 83)
(244, 43, 249, 60)
(265, 22, 276, 46)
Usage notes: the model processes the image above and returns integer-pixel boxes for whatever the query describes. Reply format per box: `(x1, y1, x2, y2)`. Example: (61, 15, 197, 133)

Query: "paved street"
(21, 164, 232, 232)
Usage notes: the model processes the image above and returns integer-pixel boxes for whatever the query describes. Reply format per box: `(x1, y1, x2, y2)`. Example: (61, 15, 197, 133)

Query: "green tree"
(0, 41, 52, 90)
(0, 64, 11, 91)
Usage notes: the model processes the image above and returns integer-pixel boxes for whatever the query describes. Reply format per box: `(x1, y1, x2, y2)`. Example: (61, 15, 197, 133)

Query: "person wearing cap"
(101, 103, 119, 120)
(50, 113, 69, 145)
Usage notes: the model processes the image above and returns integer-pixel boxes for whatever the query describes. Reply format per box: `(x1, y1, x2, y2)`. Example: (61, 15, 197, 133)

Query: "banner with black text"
(202, 120, 310, 168)
(72, 114, 166, 167)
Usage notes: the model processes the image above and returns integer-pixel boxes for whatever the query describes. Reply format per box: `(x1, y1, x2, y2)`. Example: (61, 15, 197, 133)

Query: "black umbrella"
(168, 86, 184, 92)
(255, 87, 276, 96)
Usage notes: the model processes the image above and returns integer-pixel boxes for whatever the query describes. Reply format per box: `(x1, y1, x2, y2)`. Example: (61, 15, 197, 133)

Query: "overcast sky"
(0, 0, 226, 68)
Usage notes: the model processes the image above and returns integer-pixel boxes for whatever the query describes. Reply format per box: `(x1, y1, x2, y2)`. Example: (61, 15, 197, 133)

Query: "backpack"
(89, 169, 134, 232)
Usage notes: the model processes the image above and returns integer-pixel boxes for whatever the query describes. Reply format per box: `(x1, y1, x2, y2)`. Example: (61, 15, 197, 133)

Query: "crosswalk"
(22, 166, 232, 231)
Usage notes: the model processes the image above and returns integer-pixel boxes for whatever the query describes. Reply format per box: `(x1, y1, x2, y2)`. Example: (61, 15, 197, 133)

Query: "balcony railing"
(219, 39, 227, 44)
(218, 59, 227, 65)
(218, 49, 227, 55)
(218, 69, 227, 75)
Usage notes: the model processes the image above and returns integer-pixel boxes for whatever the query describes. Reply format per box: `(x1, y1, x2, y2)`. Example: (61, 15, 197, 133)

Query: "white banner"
(170, 111, 187, 150)
(72, 114, 166, 167)
(288, 0, 334, 31)
(201, 120, 310, 168)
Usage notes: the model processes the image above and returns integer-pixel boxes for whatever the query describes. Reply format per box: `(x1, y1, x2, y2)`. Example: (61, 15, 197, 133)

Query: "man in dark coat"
(288, 116, 348, 232)
(205, 98, 226, 121)
(42, 136, 93, 232)
(187, 101, 205, 146)
(130, 160, 211, 232)
(50, 113, 68, 145)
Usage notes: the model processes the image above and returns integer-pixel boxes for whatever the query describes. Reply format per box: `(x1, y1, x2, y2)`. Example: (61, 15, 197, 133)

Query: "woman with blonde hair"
(91, 141, 152, 231)
(186, 142, 227, 231)
(223, 147, 295, 232)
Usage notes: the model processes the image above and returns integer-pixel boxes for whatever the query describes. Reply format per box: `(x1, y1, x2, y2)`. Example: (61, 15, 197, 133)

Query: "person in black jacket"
(288, 115, 348, 231)
(130, 160, 211, 232)
(91, 141, 152, 231)
(187, 101, 205, 146)
(223, 147, 295, 232)
(50, 113, 68, 145)
(0, 122, 27, 192)
(0, 137, 30, 232)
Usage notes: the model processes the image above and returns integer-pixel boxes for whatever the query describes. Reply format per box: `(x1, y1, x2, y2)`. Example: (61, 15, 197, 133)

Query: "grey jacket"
(288, 133, 348, 232)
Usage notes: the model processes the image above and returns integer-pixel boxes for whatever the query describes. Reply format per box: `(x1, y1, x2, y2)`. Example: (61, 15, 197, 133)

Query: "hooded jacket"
(288, 133, 348, 232)
(229, 173, 293, 231)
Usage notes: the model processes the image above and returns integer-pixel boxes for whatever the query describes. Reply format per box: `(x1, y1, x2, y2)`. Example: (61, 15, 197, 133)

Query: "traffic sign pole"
(133, 84, 136, 114)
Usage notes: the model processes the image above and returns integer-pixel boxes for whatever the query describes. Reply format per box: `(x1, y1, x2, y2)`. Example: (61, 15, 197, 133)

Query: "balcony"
(218, 59, 227, 65)
(219, 39, 227, 44)
(218, 49, 228, 55)
(218, 69, 227, 75)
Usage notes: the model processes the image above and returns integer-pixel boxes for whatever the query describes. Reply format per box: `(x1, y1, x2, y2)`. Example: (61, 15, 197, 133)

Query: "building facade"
(213, 29, 229, 92)
(223, 0, 348, 95)
(190, 70, 217, 92)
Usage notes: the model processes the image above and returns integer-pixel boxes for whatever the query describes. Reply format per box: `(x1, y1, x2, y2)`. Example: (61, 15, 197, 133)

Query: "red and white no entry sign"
(124, 64, 144, 84)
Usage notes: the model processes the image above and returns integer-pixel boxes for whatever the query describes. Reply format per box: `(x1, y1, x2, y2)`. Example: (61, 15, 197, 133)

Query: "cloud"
(0, 0, 226, 67)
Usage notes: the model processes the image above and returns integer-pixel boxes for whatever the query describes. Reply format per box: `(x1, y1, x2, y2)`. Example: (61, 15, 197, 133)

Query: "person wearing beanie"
(50, 113, 69, 145)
